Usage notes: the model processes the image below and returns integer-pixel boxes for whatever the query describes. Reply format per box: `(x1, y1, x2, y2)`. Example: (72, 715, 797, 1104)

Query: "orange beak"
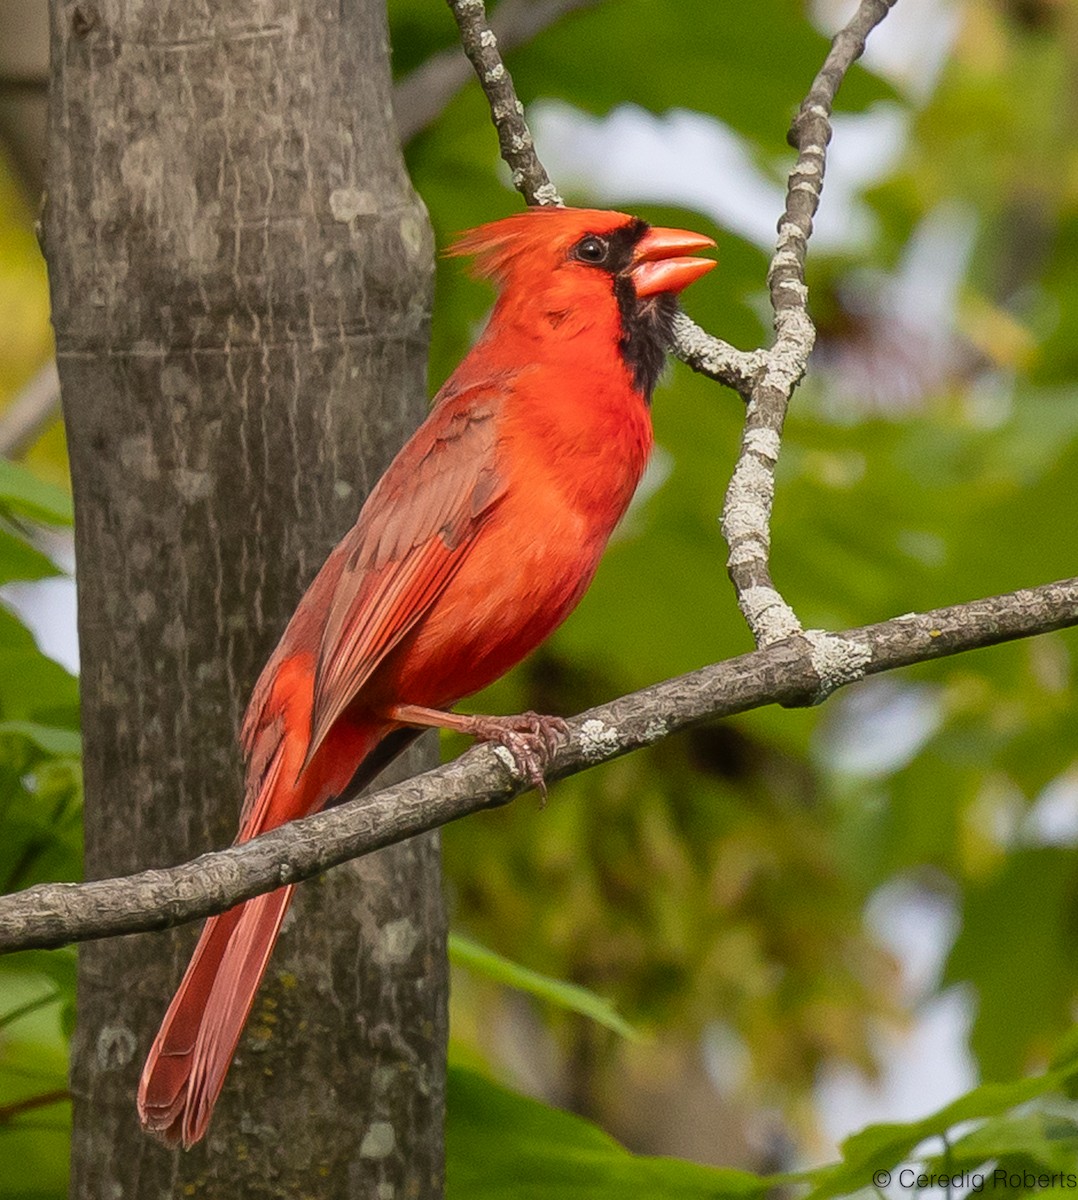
(630, 226, 717, 298)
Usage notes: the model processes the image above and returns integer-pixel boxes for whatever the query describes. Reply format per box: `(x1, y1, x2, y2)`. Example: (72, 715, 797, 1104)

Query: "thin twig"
(666, 311, 769, 396)
(2, 577, 1076, 953)
(0, 360, 60, 458)
(446, 0, 562, 205)
(395, 0, 604, 143)
(720, 0, 897, 647)
(0, 1089, 70, 1124)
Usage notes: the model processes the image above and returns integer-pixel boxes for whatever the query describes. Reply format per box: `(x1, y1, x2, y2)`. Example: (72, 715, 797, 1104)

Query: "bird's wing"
(304, 387, 507, 763)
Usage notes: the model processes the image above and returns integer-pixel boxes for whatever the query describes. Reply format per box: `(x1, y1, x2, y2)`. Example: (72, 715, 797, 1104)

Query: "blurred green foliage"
(446, 1057, 773, 1199)
(0, 155, 61, 487)
(444, 1037, 1078, 1200)
(3, 0, 1078, 1194)
(0, 466, 79, 1196)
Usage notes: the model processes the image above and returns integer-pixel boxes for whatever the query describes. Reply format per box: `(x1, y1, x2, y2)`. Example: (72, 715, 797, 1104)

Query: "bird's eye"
(573, 235, 609, 264)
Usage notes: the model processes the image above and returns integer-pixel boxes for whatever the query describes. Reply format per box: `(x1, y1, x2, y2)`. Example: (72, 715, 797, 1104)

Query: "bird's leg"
(388, 703, 569, 798)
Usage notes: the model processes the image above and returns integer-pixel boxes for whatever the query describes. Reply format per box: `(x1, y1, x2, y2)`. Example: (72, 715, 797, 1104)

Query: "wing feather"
(304, 389, 507, 761)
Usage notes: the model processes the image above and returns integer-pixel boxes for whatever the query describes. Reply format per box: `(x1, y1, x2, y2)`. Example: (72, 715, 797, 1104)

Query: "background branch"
(394, 0, 604, 143)
(0, 359, 60, 458)
(3, 577, 1076, 954)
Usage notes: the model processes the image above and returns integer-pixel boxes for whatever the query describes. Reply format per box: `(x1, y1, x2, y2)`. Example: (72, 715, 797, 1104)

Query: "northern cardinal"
(137, 206, 715, 1146)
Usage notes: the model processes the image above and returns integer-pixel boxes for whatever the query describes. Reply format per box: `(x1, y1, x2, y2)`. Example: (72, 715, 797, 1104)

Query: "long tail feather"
(137, 885, 295, 1148)
(137, 654, 390, 1148)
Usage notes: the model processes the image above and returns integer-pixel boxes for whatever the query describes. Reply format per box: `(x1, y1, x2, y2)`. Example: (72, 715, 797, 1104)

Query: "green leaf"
(944, 848, 1078, 1082)
(0, 952, 77, 998)
(0, 990, 62, 1034)
(449, 933, 639, 1041)
(0, 607, 79, 727)
(804, 1072, 1072, 1200)
(0, 724, 81, 758)
(0, 461, 72, 526)
(446, 1063, 771, 1200)
(0, 952, 78, 1043)
(0, 527, 60, 586)
(929, 1112, 1078, 1175)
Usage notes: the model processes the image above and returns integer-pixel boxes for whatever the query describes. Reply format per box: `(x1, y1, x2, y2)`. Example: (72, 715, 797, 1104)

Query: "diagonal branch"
(2, 577, 1076, 954)
(0, 1089, 70, 1125)
(444, 0, 896, 655)
(446, 0, 563, 205)
(0, 360, 61, 458)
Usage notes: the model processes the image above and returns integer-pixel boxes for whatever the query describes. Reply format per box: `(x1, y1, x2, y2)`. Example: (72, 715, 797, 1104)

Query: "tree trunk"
(44, 1, 445, 1196)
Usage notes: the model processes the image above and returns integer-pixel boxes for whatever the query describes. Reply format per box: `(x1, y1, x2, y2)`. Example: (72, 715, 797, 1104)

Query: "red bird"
(137, 206, 715, 1146)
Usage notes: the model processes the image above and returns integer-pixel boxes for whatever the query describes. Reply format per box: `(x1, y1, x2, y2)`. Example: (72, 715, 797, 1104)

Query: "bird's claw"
(468, 711, 569, 801)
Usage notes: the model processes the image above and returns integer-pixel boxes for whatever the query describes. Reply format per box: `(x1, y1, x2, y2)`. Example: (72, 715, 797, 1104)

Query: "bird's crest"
(448, 206, 635, 281)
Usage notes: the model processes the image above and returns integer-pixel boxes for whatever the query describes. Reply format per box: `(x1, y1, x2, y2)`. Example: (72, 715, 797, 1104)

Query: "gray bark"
(44, 1, 445, 1196)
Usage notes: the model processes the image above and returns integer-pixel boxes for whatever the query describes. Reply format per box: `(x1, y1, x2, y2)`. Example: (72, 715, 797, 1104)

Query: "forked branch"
(445, 0, 896, 652)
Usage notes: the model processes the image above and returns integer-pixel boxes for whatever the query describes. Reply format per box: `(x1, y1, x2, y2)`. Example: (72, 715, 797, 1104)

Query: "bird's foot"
(462, 711, 569, 800)
(388, 704, 568, 800)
